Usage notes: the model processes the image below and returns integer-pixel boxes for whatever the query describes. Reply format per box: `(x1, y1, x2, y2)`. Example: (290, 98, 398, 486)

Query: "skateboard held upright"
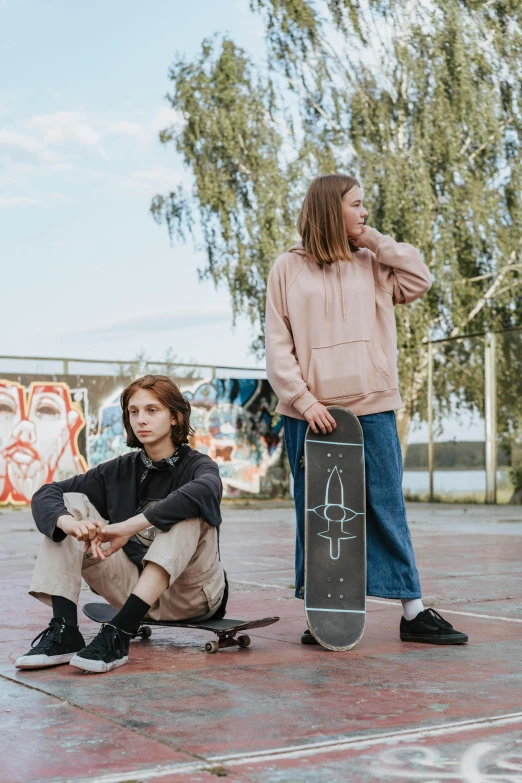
(304, 406, 366, 651)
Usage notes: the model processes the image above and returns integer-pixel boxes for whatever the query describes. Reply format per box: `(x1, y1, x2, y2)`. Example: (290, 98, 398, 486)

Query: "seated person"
(16, 374, 227, 674)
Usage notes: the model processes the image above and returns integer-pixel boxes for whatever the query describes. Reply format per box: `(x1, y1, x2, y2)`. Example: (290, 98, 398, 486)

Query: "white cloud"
(0, 129, 42, 154)
(0, 105, 185, 202)
(148, 105, 184, 134)
(127, 163, 191, 194)
(0, 111, 108, 176)
(106, 120, 148, 142)
(65, 307, 232, 340)
(0, 192, 69, 208)
(105, 107, 184, 148)
(7, 159, 75, 174)
(0, 129, 75, 172)
(1, 106, 183, 173)
(0, 123, 93, 170)
(0, 195, 44, 207)
(47, 192, 69, 203)
(28, 111, 101, 148)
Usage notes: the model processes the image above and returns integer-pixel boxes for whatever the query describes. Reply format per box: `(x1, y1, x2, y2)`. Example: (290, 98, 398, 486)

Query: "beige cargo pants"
(29, 492, 226, 622)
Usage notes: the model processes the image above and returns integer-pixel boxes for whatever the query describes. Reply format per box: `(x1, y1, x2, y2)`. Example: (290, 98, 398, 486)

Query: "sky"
(0, 1, 486, 440)
(0, 0, 267, 371)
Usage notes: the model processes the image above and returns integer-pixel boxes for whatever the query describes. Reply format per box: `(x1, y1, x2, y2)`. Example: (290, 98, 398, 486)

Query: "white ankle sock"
(401, 598, 424, 621)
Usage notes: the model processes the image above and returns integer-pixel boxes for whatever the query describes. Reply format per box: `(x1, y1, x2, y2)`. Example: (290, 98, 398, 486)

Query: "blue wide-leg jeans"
(283, 411, 422, 600)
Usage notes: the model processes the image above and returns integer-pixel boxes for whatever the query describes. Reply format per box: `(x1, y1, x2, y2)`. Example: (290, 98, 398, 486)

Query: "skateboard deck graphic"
(83, 603, 279, 654)
(304, 406, 366, 650)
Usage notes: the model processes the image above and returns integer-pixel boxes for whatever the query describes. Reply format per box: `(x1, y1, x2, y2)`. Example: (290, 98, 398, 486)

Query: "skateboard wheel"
(205, 641, 219, 654)
(139, 626, 152, 639)
(237, 634, 251, 648)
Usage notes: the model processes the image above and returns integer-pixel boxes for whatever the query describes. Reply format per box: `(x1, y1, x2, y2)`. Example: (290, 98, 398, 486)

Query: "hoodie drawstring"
(337, 261, 346, 320)
(323, 262, 346, 320)
(322, 265, 329, 316)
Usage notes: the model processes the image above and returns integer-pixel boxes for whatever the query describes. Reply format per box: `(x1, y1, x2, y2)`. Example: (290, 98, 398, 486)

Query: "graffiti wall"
(0, 381, 88, 505)
(183, 378, 284, 496)
(0, 374, 286, 504)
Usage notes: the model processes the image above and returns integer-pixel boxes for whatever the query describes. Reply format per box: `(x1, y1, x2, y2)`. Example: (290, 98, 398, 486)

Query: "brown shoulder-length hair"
(120, 375, 194, 448)
(297, 174, 360, 267)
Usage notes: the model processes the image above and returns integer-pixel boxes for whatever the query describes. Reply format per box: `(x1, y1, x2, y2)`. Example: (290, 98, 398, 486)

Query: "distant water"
(403, 470, 486, 495)
(291, 469, 505, 499)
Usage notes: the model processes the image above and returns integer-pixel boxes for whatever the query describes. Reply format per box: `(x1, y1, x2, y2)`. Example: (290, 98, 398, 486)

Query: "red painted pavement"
(1, 501, 522, 782)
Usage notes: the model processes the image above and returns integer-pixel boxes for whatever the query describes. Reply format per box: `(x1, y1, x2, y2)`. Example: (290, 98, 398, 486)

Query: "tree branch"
(464, 264, 522, 282)
(467, 117, 514, 162)
(451, 242, 522, 336)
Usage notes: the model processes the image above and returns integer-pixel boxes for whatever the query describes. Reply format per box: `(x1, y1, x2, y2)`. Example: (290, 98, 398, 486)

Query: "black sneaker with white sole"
(400, 608, 468, 645)
(70, 623, 132, 673)
(15, 617, 85, 669)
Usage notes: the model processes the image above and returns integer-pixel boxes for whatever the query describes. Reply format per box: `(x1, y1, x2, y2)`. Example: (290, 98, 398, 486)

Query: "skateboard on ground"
(304, 405, 366, 650)
(83, 603, 279, 654)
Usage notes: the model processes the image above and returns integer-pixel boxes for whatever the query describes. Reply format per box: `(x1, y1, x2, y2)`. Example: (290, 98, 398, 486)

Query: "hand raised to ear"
(349, 225, 382, 250)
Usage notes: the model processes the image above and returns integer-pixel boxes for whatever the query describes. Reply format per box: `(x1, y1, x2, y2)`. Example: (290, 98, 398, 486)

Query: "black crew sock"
(111, 594, 151, 635)
(51, 596, 78, 627)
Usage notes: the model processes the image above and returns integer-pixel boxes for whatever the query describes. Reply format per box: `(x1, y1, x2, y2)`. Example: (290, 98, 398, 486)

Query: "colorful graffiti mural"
(88, 390, 132, 466)
(0, 381, 88, 505)
(183, 378, 283, 495)
(89, 378, 284, 496)
(0, 375, 285, 504)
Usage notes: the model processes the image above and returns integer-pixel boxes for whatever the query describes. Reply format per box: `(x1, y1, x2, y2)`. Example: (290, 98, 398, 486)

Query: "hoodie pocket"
(308, 341, 390, 400)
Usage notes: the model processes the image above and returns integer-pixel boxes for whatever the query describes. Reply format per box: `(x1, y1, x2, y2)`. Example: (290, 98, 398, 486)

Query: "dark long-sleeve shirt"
(31, 447, 223, 549)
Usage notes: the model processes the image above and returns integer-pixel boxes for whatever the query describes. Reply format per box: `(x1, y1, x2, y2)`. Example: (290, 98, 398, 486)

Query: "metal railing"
(3, 330, 521, 506)
(0, 355, 265, 379)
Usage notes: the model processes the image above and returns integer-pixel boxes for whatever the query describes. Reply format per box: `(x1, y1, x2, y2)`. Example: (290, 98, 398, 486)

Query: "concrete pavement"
(1, 501, 522, 782)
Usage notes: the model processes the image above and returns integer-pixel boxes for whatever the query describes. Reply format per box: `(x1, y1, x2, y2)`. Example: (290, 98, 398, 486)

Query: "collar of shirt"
(139, 443, 191, 482)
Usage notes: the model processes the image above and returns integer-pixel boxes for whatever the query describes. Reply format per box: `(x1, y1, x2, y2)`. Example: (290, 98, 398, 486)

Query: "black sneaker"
(400, 608, 468, 645)
(16, 617, 85, 669)
(301, 629, 319, 645)
(69, 624, 132, 673)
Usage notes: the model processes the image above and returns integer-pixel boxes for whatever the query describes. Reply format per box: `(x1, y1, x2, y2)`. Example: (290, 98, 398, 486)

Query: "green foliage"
(152, 0, 522, 491)
(151, 37, 302, 355)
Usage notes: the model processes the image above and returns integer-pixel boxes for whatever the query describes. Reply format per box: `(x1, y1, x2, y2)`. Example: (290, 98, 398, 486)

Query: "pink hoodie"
(265, 228, 432, 419)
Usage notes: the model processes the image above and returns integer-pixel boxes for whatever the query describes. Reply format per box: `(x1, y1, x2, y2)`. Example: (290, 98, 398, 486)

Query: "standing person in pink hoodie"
(266, 174, 468, 646)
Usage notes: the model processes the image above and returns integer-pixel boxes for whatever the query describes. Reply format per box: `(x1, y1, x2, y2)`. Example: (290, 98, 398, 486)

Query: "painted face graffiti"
(0, 381, 87, 504)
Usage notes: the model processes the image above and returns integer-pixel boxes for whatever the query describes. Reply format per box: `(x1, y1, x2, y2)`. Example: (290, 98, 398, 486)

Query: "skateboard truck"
(110, 623, 251, 654)
(208, 630, 251, 654)
(127, 621, 254, 654)
(133, 623, 254, 654)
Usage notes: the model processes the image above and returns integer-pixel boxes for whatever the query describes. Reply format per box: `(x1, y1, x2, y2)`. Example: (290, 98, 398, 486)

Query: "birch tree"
(152, 0, 522, 492)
